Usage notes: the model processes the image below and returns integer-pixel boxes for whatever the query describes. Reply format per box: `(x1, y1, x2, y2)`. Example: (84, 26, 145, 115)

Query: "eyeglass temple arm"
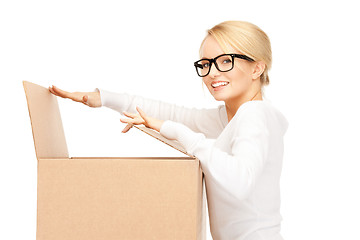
(194, 63, 204, 69)
(234, 54, 255, 62)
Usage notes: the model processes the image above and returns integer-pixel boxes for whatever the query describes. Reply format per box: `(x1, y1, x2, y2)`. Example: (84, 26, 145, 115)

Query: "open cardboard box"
(23, 81, 206, 240)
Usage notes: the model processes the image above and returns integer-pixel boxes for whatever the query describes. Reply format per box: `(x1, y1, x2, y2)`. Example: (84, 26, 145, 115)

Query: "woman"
(49, 21, 288, 240)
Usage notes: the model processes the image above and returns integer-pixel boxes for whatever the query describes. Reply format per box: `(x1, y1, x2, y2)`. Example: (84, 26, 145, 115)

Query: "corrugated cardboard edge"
(197, 168, 207, 240)
(134, 125, 195, 158)
(23, 81, 69, 159)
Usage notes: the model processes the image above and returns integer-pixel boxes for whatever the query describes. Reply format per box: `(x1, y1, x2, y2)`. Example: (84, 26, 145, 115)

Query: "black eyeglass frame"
(194, 53, 255, 77)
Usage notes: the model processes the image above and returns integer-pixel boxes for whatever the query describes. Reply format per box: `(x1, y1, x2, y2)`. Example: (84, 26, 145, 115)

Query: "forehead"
(200, 36, 235, 59)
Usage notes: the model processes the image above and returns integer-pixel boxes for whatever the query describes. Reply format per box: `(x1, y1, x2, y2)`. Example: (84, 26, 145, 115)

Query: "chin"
(211, 93, 229, 102)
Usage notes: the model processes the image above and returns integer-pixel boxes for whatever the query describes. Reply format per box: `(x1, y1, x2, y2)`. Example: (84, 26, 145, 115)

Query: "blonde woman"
(49, 21, 288, 240)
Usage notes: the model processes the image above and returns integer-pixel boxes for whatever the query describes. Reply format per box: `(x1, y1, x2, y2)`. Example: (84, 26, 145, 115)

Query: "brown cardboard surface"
(37, 158, 203, 240)
(23, 81, 206, 240)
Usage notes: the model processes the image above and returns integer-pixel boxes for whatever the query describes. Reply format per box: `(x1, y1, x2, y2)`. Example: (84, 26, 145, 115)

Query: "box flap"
(23, 81, 69, 159)
(134, 125, 194, 158)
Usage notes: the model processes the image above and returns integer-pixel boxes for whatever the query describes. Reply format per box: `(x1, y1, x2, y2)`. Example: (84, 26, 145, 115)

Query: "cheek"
(233, 64, 249, 77)
(229, 66, 253, 85)
(202, 77, 212, 89)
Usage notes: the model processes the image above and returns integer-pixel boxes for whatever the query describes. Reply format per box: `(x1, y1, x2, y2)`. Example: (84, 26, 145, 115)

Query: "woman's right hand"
(49, 85, 102, 108)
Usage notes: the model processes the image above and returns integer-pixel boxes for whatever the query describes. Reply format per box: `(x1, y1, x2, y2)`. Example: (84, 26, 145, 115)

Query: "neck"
(225, 86, 263, 122)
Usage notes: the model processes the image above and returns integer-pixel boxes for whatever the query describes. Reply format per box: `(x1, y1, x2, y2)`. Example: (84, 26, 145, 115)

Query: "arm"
(99, 89, 226, 138)
(159, 107, 269, 201)
(48, 85, 226, 138)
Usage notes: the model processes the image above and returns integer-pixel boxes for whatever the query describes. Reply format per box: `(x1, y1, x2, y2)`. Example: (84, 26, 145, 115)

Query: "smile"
(211, 81, 229, 88)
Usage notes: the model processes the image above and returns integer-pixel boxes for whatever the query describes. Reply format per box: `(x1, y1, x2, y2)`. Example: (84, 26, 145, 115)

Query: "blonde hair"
(200, 21, 272, 86)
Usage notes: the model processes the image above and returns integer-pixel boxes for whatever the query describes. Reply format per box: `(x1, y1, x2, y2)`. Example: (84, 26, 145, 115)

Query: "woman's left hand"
(120, 106, 164, 133)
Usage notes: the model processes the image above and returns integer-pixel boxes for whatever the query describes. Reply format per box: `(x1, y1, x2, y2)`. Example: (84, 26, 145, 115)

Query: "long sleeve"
(160, 104, 270, 201)
(97, 88, 227, 138)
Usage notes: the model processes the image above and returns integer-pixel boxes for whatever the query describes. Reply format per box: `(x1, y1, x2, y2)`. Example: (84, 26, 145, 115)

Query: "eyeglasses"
(194, 53, 255, 77)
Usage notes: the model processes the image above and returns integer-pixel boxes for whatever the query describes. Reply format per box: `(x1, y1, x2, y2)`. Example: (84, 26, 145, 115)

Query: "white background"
(1, 0, 360, 239)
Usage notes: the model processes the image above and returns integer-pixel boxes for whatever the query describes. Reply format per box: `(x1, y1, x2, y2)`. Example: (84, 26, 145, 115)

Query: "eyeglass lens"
(195, 55, 234, 77)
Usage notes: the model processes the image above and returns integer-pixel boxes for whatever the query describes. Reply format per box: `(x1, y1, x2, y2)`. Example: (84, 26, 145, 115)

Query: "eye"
(222, 58, 232, 64)
(203, 63, 210, 68)
(217, 55, 233, 66)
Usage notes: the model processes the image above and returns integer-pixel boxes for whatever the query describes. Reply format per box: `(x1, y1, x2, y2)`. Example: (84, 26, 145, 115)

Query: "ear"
(252, 61, 266, 80)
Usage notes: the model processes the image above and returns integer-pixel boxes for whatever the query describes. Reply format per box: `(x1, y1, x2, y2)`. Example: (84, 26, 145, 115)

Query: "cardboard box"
(23, 81, 206, 240)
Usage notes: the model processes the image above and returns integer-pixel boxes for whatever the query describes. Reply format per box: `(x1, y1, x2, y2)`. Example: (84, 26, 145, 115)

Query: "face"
(200, 36, 258, 103)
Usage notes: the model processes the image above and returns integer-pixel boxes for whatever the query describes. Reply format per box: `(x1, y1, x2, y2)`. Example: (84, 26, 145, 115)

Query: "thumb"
(136, 106, 147, 120)
(82, 95, 89, 105)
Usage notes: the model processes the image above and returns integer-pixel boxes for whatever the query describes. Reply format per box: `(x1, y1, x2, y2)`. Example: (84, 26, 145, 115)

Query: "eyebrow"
(199, 53, 225, 60)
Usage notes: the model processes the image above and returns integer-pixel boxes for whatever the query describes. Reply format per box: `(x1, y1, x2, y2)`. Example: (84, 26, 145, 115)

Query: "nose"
(208, 63, 220, 78)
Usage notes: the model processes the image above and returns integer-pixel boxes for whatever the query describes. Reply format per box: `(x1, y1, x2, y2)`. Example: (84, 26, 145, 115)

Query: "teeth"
(212, 82, 229, 88)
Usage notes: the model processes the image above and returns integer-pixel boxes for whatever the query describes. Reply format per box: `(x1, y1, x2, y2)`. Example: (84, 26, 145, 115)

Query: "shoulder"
(234, 100, 269, 122)
(237, 100, 286, 119)
(234, 100, 289, 136)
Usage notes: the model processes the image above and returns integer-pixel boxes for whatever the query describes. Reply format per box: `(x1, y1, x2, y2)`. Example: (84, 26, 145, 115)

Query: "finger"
(49, 86, 60, 96)
(120, 117, 144, 125)
(120, 117, 135, 124)
(51, 85, 71, 98)
(120, 118, 130, 124)
(136, 106, 147, 120)
(49, 86, 63, 97)
(123, 111, 138, 118)
(121, 123, 133, 133)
